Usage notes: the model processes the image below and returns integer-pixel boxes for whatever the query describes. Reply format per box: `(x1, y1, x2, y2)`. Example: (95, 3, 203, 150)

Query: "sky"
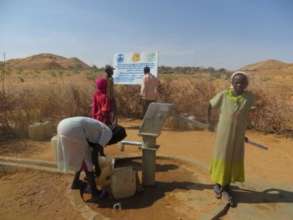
(0, 0, 293, 70)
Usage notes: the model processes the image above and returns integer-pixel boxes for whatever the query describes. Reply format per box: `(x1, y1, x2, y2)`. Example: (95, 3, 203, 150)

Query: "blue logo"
(117, 54, 124, 63)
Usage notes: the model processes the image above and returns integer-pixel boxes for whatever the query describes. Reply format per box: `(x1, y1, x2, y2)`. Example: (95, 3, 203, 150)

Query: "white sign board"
(113, 52, 158, 85)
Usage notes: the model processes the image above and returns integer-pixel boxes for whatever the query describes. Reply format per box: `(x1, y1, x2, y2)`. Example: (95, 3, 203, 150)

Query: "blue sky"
(0, 0, 293, 69)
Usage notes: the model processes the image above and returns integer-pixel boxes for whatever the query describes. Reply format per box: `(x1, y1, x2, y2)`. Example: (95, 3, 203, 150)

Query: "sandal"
(213, 184, 222, 199)
(86, 190, 102, 203)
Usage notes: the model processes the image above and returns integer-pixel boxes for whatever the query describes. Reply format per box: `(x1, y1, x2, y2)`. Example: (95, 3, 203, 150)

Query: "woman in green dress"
(207, 71, 255, 204)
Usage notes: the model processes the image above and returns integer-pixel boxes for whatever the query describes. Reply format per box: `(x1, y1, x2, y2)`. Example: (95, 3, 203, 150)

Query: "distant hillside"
(3, 54, 293, 76)
(6, 53, 91, 71)
(240, 59, 293, 74)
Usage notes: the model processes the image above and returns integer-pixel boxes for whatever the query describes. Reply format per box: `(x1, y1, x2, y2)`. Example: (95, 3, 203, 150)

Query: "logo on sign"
(117, 54, 124, 63)
(132, 53, 140, 62)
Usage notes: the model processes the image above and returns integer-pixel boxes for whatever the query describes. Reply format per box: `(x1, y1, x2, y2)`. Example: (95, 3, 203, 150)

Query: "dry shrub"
(1, 73, 292, 138)
(159, 78, 216, 119)
(114, 77, 293, 135)
(250, 88, 293, 134)
(1, 81, 93, 138)
(114, 78, 216, 120)
(115, 85, 141, 117)
(0, 91, 16, 139)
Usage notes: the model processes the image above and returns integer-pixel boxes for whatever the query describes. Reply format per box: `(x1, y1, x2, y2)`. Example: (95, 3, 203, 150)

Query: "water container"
(96, 156, 115, 187)
(28, 121, 54, 140)
(98, 156, 114, 169)
(43, 121, 54, 138)
(97, 166, 112, 187)
(111, 166, 136, 199)
(28, 122, 43, 140)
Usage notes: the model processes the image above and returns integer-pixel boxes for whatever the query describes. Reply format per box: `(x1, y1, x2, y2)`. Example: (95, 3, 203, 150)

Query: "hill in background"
(5, 53, 91, 71)
(2, 53, 293, 77)
(241, 59, 293, 75)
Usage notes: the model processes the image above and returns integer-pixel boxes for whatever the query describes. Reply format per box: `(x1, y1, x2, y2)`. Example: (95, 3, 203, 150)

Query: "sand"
(0, 171, 82, 220)
(0, 119, 293, 219)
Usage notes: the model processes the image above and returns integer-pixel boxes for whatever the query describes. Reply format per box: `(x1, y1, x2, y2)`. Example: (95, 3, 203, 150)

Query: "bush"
(0, 81, 93, 138)
(250, 89, 293, 133)
(0, 73, 292, 138)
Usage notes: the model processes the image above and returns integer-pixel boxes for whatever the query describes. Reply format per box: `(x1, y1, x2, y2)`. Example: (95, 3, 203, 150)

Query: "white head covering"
(230, 71, 249, 89)
(231, 71, 249, 81)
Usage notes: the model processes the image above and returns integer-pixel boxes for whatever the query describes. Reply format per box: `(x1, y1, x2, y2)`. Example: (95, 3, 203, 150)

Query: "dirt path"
(110, 119, 293, 187)
(0, 171, 82, 220)
(0, 119, 293, 219)
(87, 157, 217, 220)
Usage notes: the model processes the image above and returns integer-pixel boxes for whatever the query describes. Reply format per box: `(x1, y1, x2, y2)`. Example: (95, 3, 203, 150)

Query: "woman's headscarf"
(231, 71, 249, 83)
(225, 71, 249, 103)
(95, 78, 107, 94)
(230, 71, 249, 88)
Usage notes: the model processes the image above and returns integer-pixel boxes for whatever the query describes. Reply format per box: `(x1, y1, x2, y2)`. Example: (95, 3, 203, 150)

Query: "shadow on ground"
(233, 187, 293, 204)
(94, 181, 214, 209)
(87, 158, 293, 219)
(88, 181, 293, 220)
(115, 158, 179, 173)
(212, 186, 293, 219)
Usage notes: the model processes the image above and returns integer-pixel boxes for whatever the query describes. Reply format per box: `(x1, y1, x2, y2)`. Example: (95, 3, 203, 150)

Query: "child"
(91, 78, 112, 125)
(207, 71, 255, 205)
(104, 65, 117, 125)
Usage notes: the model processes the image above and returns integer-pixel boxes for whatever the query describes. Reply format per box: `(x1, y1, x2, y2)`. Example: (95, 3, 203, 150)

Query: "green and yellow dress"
(209, 89, 255, 186)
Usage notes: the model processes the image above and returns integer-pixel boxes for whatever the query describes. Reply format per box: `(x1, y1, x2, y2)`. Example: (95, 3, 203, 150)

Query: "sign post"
(113, 52, 158, 85)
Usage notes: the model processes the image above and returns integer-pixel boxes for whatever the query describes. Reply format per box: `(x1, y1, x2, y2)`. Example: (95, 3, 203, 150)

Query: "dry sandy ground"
(0, 119, 293, 219)
(85, 157, 217, 220)
(0, 171, 82, 220)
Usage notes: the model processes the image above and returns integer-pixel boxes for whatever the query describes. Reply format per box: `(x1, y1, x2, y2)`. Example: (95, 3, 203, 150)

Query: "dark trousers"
(71, 161, 100, 198)
(142, 99, 155, 119)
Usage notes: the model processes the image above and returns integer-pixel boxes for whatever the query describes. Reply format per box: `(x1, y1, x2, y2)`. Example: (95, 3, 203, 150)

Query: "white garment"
(56, 117, 112, 172)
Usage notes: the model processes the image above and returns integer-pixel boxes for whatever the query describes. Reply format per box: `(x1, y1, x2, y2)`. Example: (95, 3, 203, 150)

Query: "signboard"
(113, 52, 158, 85)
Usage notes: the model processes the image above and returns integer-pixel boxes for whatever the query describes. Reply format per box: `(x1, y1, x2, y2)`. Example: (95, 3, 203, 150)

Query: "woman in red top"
(91, 78, 111, 125)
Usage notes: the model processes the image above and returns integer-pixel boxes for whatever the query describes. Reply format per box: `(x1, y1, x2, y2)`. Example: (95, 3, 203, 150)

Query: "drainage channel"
(0, 156, 61, 174)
